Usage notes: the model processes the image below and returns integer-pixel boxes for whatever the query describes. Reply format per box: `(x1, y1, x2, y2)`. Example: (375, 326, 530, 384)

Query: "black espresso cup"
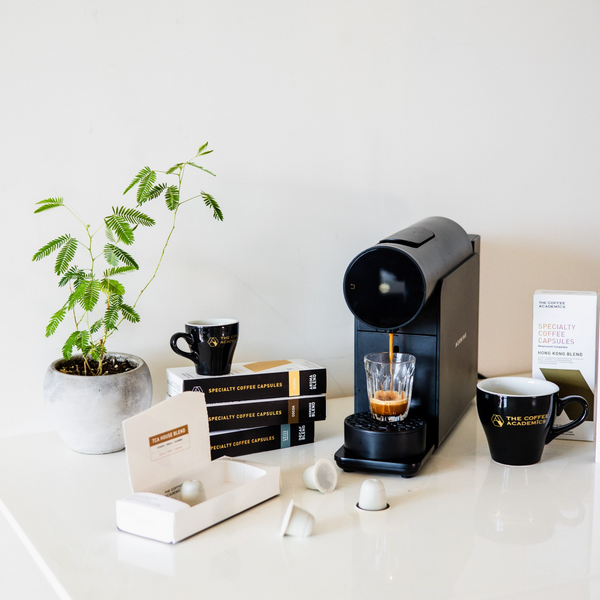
(477, 376, 589, 466)
(170, 319, 239, 376)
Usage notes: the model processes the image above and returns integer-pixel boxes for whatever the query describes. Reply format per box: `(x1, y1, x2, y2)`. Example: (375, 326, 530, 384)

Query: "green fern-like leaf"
(112, 206, 155, 227)
(58, 267, 87, 288)
(196, 143, 214, 157)
(46, 307, 67, 337)
(104, 307, 119, 331)
(136, 168, 157, 206)
(103, 244, 139, 269)
(120, 303, 141, 323)
(54, 236, 78, 275)
(100, 278, 125, 296)
(105, 225, 116, 244)
(34, 197, 64, 214)
(104, 294, 123, 330)
(67, 280, 88, 309)
(166, 163, 183, 175)
(105, 214, 135, 245)
(80, 279, 101, 312)
(165, 185, 179, 211)
(78, 330, 91, 354)
(106, 214, 136, 246)
(90, 319, 103, 334)
(103, 243, 119, 266)
(147, 183, 167, 200)
(62, 331, 80, 360)
(187, 161, 216, 177)
(123, 166, 151, 195)
(32, 234, 70, 262)
(202, 192, 224, 221)
(103, 266, 137, 277)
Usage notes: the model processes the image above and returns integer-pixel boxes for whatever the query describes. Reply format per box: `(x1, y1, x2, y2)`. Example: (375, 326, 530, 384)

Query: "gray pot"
(44, 353, 153, 454)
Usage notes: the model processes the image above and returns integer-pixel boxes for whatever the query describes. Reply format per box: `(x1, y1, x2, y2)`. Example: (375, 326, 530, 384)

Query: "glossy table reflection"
(2, 396, 600, 600)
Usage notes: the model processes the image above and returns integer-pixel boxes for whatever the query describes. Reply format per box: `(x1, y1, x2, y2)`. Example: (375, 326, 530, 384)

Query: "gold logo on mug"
(208, 337, 219, 347)
(491, 414, 504, 428)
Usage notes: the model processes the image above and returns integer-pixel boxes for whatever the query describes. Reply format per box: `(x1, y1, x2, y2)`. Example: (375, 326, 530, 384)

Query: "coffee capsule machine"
(334, 216, 480, 477)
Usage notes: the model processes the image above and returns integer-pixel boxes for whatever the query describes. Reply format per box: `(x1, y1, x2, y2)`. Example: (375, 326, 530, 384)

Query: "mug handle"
(546, 395, 589, 444)
(170, 332, 198, 363)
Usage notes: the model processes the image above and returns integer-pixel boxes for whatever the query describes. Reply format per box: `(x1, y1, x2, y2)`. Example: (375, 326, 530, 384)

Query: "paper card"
(123, 392, 211, 495)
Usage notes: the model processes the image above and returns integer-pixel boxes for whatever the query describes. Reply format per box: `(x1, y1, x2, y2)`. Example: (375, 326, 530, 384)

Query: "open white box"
(116, 392, 280, 543)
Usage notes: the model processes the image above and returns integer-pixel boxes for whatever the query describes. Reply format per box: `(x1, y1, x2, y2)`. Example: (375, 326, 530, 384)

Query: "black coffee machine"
(334, 217, 480, 477)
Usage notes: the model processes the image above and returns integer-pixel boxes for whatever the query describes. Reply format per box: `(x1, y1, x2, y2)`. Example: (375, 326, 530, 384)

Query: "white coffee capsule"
(281, 500, 315, 537)
(180, 480, 206, 506)
(357, 478, 389, 511)
(302, 459, 338, 493)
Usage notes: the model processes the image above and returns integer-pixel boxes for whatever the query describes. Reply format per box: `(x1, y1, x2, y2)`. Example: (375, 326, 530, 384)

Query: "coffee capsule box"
(532, 290, 598, 442)
(166, 359, 327, 402)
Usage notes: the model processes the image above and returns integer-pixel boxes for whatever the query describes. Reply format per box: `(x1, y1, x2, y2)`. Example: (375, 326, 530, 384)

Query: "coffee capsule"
(302, 459, 338, 493)
(180, 480, 206, 506)
(357, 478, 389, 511)
(280, 500, 315, 537)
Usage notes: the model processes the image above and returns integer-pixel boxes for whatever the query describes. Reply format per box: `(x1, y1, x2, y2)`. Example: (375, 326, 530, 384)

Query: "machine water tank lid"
(380, 227, 434, 248)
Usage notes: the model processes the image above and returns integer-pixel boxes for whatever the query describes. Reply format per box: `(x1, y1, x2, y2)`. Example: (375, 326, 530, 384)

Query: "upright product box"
(532, 290, 598, 441)
(116, 392, 280, 543)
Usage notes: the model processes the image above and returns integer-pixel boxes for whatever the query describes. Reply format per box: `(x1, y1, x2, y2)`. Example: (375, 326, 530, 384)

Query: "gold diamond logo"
(491, 414, 504, 428)
(208, 337, 219, 347)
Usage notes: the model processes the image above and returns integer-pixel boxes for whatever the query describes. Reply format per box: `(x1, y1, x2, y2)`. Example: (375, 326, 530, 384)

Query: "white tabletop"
(1, 396, 600, 600)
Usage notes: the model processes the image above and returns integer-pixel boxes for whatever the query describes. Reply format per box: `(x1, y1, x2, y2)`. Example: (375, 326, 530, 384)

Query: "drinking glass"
(364, 353, 416, 422)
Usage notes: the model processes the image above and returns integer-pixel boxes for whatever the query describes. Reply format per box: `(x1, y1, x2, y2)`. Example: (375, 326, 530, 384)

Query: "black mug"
(170, 319, 239, 376)
(477, 376, 589, 466)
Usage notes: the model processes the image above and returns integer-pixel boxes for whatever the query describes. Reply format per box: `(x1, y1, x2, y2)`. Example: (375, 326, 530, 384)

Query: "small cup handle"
(170, 332, 198, 364)
(546, 395, 589, 444)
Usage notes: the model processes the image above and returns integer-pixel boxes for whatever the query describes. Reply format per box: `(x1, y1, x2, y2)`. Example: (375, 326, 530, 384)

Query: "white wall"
(2, 0, 599, 436)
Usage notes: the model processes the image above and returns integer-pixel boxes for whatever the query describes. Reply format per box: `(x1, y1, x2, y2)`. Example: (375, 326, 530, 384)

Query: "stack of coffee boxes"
(166, 359, 327, 459)
(532, 290, 598, 441)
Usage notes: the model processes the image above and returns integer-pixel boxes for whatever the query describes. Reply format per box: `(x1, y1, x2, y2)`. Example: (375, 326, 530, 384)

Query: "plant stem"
(106, 163, 185, 340)
(133, 211, 178, 309)
(131, 166, 184, 304)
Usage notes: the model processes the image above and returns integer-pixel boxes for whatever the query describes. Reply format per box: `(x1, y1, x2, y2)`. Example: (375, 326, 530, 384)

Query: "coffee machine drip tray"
(334, 413, 432, 478)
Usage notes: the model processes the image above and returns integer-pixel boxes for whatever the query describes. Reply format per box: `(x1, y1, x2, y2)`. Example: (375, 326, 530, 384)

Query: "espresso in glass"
(369, 390, 409, 418)
(364, 351, 416, 423)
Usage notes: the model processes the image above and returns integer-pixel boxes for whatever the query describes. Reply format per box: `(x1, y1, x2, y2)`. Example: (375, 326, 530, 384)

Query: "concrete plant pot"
(44, 353, 153, 454)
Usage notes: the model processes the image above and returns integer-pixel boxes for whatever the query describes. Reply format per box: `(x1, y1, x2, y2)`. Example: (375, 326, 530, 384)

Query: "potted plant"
(33, 143, 223, 454)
